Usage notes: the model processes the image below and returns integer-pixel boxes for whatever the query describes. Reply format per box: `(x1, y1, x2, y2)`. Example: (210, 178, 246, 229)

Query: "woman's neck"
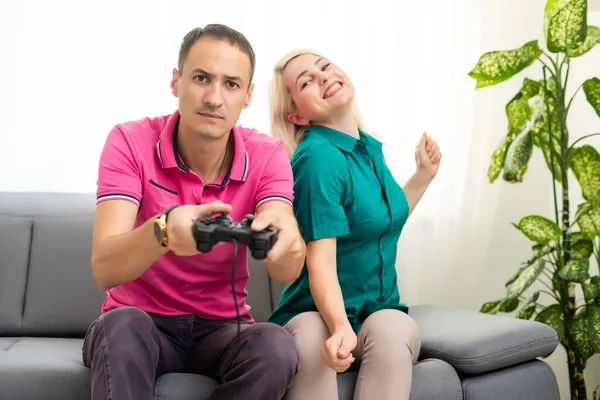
(313, 108, 360, 139)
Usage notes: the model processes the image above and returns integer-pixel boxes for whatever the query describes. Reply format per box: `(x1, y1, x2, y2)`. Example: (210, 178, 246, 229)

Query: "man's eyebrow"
(295, 57, 324, 84)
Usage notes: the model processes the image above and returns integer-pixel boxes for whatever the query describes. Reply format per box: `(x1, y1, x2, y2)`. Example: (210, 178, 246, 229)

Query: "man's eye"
(227, 82, 239, 89)
(195, 76, 207, 82)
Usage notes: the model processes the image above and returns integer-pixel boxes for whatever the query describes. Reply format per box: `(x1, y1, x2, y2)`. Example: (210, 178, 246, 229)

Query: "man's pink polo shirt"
(95, 110, 294, 322)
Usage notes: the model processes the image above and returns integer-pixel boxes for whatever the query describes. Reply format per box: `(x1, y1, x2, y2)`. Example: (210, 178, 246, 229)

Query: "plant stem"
(543, 51, 560, 72)
(540, 289, 560, 301)
(565, 83, 584, 117)
(540, 277, 557, 294)
(563, 57, 570, 93)
(594, 239, 600, 275)
(542, 268, 555, 282)
(543, 66, 562, 231)
(539, 58, 556, 78)
(569, 133, 600, 152)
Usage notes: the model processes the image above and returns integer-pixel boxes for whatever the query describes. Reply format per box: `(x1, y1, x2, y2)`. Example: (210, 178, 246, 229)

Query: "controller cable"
(231, 238, 242, 337)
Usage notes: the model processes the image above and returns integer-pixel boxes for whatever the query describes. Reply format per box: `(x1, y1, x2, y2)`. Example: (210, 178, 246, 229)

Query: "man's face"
(171, 36, 254, 141)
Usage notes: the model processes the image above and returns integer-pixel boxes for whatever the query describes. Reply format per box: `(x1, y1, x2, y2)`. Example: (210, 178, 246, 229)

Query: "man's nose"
(204, 84, 224, 108)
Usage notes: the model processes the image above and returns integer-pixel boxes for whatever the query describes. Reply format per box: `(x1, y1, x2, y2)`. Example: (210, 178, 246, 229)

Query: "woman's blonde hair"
(269, 49, 365, 158)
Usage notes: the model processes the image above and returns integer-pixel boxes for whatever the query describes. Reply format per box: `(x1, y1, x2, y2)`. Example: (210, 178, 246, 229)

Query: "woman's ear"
(287, 112, 310, 126)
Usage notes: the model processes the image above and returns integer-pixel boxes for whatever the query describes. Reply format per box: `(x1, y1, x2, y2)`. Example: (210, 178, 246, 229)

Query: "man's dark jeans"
(82, 306, 299, 400)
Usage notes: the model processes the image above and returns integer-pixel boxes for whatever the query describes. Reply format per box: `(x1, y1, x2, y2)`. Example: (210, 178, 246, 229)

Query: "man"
(82, 24, 305, 400)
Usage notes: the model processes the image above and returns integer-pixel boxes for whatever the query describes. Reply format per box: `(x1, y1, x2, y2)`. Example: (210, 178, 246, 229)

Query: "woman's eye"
(301, 79, 312, 89)
(322, 63, 330, 71)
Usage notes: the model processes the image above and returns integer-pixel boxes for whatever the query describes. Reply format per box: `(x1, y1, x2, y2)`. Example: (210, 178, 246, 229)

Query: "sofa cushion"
(0, 337, 90, 400)
(246, 255, 277, 323)
(155, 373, 219, 400)
(410, 305, 559, 374)
(0, 216, 32, 335)
(461, 360, 560, 400)
(22, 216, 106, 337)
(337, 358, 462, 400)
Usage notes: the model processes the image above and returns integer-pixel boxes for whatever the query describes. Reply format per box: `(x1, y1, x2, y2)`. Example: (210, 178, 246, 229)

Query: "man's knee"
(84, 306, 156, 365)
(247, 323, 299, 377)
(100, 306, 154, 337)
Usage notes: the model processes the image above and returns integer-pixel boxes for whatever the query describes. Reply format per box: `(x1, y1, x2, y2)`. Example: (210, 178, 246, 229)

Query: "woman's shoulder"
(291, 139, 346, 168)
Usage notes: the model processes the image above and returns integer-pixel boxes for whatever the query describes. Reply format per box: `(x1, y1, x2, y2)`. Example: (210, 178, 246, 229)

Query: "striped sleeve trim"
(96, 193, 140, 206)
(255, 195, 293, 209)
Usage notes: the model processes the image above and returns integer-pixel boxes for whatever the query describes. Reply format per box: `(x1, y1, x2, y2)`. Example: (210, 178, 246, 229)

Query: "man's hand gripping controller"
(191, 212, 278, 260)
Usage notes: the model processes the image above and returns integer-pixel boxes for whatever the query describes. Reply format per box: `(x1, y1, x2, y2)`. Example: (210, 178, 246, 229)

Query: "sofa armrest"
(409, 305, 559, 375)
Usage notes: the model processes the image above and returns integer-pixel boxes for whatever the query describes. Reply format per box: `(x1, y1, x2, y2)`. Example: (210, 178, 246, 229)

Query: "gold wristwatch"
(153, 205, 180, 247)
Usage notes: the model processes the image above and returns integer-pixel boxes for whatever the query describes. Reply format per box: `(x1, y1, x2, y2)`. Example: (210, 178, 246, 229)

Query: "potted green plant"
(467, 0, 600, 399)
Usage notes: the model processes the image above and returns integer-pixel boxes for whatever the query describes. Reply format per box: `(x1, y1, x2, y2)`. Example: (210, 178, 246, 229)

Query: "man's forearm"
(266, 240, 306, 284)
(403, 172, 433, 215)
(309, 266, 351, 334)
(91, 217, 168, 290)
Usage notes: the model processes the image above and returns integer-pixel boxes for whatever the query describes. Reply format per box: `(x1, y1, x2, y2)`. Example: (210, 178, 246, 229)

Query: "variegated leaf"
(503, 130, 533, 182)
(489, 79, 546, 183)
(503, 91, 547, 183)
(558, 259, 590, 283)
(570, 145, 600, 203)
(505, 266, 525, 288)
(499, 297, 520, 312)
(535, 304, 565, 341)
(588, 305, 600, 353)
(568, 25, 600, 57)
(544, 0, 573, 41)
(545, 0, 588, 53)
(468, 41, 542, 89)
(570, 235, 594, 259)
(480, 300, 501, 314)
(518, 305, 537, 320)
(516, 291, 540, 320)
(506, 79, 543, 130)
(583, 77, 600, 118)
(532, 129, 563, 182)
(531, 81, 564, 182)
(506, 259, 546, 299)
(576, 202, 600, 239)
(488, 133, 515, 183)
(583, 277, 600, 303)
(516, 215, 562, 244)
(571, 313, 595, 361)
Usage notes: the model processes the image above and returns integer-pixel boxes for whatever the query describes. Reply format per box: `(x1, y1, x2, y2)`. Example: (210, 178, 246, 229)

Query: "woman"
(267, 49, 442, 400)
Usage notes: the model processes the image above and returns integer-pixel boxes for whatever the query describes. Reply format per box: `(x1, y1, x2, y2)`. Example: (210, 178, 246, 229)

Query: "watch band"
(154, 205, 181, 247)
(164, 205, 181, 222)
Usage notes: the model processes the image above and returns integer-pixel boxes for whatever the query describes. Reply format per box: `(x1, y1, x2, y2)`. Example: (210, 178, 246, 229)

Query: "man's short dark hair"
(178, 24, 256, 84)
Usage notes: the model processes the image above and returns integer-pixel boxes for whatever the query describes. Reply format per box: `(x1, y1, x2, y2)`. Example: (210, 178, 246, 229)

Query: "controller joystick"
(192, 213, 278, 260)
(242, 214, 255, 226)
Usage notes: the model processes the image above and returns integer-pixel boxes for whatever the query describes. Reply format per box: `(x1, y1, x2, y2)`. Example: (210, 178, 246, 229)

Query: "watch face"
(153, 220, 163, 244)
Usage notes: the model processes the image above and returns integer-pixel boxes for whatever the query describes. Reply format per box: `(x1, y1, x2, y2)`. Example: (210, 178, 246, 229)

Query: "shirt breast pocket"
(139, 179, 180, 220)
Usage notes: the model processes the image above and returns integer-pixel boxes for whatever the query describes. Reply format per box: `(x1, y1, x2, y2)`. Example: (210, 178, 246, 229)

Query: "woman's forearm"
(403, 172, 433, 215)
(309, 266, 351, 333)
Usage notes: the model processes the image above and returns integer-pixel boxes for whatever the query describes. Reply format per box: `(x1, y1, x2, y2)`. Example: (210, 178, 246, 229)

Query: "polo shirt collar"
(305, 125, 358, 153)
(156, 110, 249, 182)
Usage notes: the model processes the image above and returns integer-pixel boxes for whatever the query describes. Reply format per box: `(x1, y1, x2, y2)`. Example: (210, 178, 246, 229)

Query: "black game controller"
(192, 212, 278, 260)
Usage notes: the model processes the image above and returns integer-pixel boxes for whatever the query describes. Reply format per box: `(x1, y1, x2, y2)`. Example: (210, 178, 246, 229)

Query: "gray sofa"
(0, 192, 561, 400)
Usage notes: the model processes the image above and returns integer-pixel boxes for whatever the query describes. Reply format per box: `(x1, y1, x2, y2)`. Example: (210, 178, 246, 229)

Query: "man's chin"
(194, 126, 232, 141)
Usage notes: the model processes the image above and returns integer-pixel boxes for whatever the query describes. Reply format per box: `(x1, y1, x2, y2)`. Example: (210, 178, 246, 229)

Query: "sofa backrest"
(0, 192, 284, 338)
